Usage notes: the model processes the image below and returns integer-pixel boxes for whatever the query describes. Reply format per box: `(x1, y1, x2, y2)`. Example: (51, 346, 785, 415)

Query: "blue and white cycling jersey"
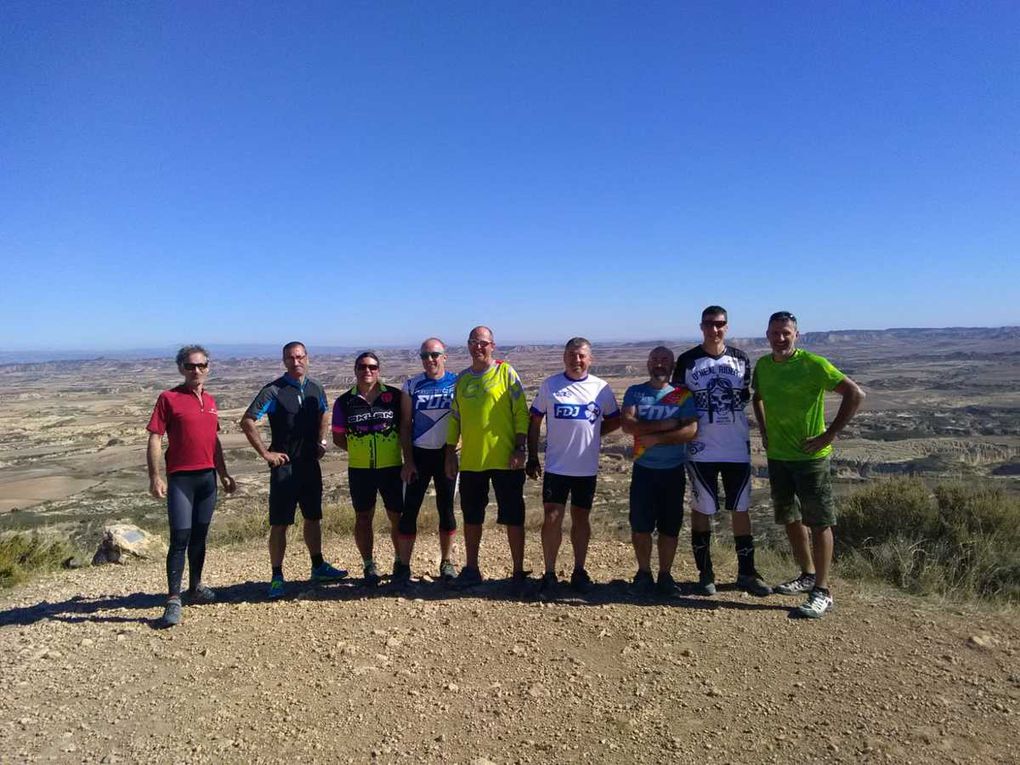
(403, 371, 458, 449)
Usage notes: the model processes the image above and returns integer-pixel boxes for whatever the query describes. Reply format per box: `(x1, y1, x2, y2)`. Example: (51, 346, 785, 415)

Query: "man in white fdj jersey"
(527, 337, 620, 598)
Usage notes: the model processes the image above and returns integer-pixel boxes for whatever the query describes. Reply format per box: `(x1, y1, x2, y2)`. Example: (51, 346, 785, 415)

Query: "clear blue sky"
(2, 1, 1018, 351)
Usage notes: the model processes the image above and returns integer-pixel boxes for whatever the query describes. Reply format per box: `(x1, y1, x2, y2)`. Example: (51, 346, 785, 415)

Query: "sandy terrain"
(2, 328, 1018, 538)
(0, 535, 1017, 763)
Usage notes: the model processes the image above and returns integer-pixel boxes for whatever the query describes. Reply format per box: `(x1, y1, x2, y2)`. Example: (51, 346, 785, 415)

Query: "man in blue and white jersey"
(672, 306, 771, 597)
(526, 337, 620, 597)
(398, 337, 459, 583)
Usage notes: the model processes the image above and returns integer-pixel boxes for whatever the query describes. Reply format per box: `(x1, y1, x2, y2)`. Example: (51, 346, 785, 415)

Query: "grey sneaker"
(774, 573, 816, 595)
(629, 569, 656, 596)
(363, 561, 381, 588)
(162, 597, 182, 626)
(691, 573, 717, 596)
(454, 566, 483, 589)
(736, 573, 773, 597)
(795, 587, 833, 618)
(311, 561, 349, 582)
(184, 582, 216, 604)
(439, 559, 457, 583)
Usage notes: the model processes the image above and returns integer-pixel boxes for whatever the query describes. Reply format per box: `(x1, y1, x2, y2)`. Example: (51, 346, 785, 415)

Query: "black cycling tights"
(165, 470, 217, 596)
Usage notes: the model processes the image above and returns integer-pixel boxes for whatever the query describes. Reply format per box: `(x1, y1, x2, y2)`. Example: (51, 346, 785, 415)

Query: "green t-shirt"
(752, 349, 845, 461)
(447, 361, 529, 471)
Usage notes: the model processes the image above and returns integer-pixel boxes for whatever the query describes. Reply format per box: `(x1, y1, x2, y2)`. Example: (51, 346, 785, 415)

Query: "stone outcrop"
(91, 524, 165, 566)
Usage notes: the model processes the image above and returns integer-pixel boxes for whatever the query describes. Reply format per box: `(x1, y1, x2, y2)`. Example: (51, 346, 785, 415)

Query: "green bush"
(0, 533, 77, 589)
(836, 478, 1020, 602)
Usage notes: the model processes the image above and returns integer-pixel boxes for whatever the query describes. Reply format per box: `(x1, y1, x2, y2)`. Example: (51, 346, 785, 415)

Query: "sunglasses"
(701, 320, 727, 329)
(356, 363, 379, 371)
(420, 351, 444, 360)
(769, 311, 797, 323)
(182, 362, 209, 371)
(468, 340, 492, 348)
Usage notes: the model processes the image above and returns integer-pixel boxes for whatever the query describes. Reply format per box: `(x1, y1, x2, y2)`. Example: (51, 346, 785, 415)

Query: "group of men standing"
(146, 310, 863, 626)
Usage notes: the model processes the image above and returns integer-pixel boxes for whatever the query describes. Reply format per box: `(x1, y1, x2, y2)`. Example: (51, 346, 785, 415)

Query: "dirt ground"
(0, 534, 1017, 764)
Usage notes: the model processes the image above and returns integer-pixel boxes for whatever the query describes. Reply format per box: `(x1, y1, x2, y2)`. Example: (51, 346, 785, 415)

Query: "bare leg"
(464, 523, 483, 569)
(691, 511, 712, 533)
(269, 525, 288, 568)
(731, 511, 752, 537)
(303, 518, 322, 556)
(812, 525, 833, 588)
(386, 510, 401, 559)
(506, 525, 525, 574)
(785, 521, 815, 575)
(657, 533, 678, 576)
(354, 508, 375, 562)
(439, 531, 453, 563)
(569, 506, 591, 571)
(541, 503, 565, 574)
(632, 532, 652, 572)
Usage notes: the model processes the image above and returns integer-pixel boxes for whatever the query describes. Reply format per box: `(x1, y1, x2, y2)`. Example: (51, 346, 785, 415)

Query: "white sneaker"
(775, 572, 816, 595)
(795, 587, 833, 618)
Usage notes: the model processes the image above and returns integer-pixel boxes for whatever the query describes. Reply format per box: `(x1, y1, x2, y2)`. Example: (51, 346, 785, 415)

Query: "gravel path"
(1, 536, 1017, 763)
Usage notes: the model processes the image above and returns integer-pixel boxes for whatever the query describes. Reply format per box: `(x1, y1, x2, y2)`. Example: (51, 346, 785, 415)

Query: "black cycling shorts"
(348, 465, 404, 514)
(628, 462, 685, 537)
(269, 460, 323, 526)
(459, 469, 526, 527)
(542, 472, 597, 511)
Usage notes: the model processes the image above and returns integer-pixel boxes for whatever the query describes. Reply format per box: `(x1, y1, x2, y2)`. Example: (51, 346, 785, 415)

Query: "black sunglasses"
(419, 351, 444, 360)
(356, 363, 379, 371)
(769, 311, 797, 323)
(182, 362, 209, 371)
(701, 320, 727, 328)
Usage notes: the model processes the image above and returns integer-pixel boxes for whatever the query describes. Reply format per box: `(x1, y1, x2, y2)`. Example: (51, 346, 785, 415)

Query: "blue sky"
(2, 1, 1018, 351)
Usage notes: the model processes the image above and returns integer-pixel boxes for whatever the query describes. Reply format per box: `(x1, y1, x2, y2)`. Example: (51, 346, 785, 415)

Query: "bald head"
(468, 326, 493, 343)
(647, 346, 675, 384)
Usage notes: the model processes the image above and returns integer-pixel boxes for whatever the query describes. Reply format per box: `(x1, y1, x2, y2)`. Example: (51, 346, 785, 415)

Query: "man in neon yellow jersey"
(752, 311, 865, 619)
(445, 325, 530, 593)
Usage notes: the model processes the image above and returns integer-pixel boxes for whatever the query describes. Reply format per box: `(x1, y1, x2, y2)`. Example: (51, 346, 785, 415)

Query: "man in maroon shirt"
(147, 345, 236, 627)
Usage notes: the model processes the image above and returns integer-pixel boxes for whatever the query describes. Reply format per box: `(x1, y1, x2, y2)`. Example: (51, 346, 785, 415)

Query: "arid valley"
(0, 327, 1018, 763)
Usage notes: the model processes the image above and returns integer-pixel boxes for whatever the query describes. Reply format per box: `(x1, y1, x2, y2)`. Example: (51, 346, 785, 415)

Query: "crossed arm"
(620, 406, 698, 446)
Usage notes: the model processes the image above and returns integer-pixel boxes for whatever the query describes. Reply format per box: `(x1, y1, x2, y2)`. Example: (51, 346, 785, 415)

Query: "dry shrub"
(836, 478, 1020, 602)
(0, 533, 76, 588)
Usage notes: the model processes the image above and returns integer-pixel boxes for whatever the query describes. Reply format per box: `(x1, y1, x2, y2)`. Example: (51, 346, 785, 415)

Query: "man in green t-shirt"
(752, 312, 865, 618)
(445, 325, 530, 593)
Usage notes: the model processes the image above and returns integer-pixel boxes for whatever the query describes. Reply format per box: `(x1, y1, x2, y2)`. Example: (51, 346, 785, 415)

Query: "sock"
(691, 531, 713, 579)
(310, 553, 324, 568)
(734, 534, 756, 577)
(271, 566, 283, 579)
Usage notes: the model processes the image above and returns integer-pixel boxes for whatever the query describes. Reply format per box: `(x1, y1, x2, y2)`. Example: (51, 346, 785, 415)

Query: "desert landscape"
(0, 327, 1018, 763)
(1, 327, 1018, 541)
